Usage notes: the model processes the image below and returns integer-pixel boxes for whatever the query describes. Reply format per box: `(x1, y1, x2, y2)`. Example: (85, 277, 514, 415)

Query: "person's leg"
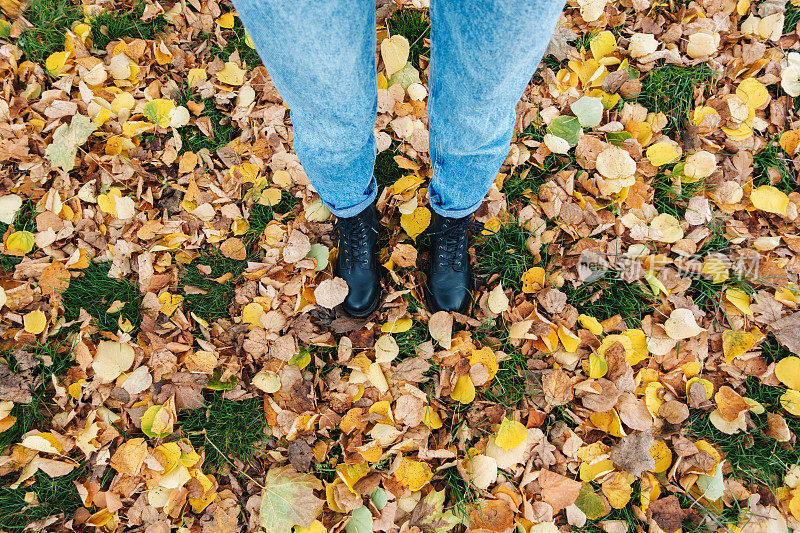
(425, 0, 565, 313)
(235, 0, 382, 317)
(233, 0, 378, 217)
(427, 0, 566, 217)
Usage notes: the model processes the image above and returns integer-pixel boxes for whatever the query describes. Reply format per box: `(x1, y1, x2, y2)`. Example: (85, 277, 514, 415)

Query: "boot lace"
(431, 217, 485, 269)
(335, 212, 373, 268)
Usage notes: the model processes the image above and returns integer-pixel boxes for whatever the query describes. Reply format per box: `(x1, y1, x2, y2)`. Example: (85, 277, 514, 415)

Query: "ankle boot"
(334, 203, 381, 317)
(425, 212, 473, 313)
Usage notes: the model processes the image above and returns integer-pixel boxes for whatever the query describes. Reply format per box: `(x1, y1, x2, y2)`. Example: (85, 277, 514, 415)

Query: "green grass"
(696, 217, 729, 256)
(179, 251, 246, 321)
(652, 167, 705, 218)
(62, 261, 143, 333)
(386, 9, 430, 70)
(0, 342, 73, 453)
(395, 319, 430, 360)
(244, 193, 297, 244)
(438, 465, 480, 520)
(481, 351, 530, 410)
(785, 4, 799, 35)
(0, 200, 37, 272)
(759, 333, 793, 365)
(638, 64, 717, 134)
(180, 393, 266, 469)
(375, 142, 404, 189)
(0, 466, 85, 531)
(90, 2, 167, 50)
(503, 152, 577, 202)
(474, 223, 539, 292)
(14, 0, 83, 66)
(687, 377, 800, 489)
(753, 140, 797, 194)
(565, 272, 658, 328)
(203, 19, 261, 68)
(584, 482, 641, 533)
(687, 276, 752, 315)
(176, 89, 237, 154)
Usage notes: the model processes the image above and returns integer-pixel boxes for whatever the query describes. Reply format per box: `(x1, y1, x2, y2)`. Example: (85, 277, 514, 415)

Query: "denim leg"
(233, 0, 378, 217)
(427, 0, 566, 217)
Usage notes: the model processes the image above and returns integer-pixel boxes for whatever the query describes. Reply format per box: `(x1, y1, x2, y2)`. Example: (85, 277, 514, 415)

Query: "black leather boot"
(334, 203, 381, 317)
(425, 212, 473, 313)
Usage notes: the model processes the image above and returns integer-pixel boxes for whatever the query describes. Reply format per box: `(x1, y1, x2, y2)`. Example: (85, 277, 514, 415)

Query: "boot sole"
(342, 291, 382, 318)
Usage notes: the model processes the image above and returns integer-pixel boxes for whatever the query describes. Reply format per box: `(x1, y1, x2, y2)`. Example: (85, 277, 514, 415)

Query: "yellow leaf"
(242, 302, 265, 329)
(521, 266, 546, 293)
(579, 458, 615, 482)
(588, 352, 608, 379)
(422, 406, 443, 429)
(578, 314, 603, 335)
(469, 347, 499, 381)
(590, 31, 617, 60)
(394, 457, 433, 491)
(380, 35, 410, 77)
(722, 330, 759, 363)
(46, 51, 71, 76)
(776, 357, 800, 391)
(646, 142, 682, 166)
(686, 377, 714, 399)
(602, 472, 633, 509)
(589, 409, 626, 438)
(450, 375, 475, 404)
(187, 68, 207, 87)
(6, 230, 34, 255)
(736, 78, 770, 109)
(558, 325, 580, 353)
(751, 185, 789, 216)
(295, 520, 327, 533)
(216, 12, 235, 28)
(623, 329, 649, 365)
(143, 98, 176, 129)
(158, 292, 183, 317)
(245, 31, 255, 49)
(381, 317, 412, 333)
(494, 418, 527, 450)
(400, 206, 431, 241)
(701, 257, 729, 284)
(649, 440, 672, 473)
(725, 288, 753, 315)
(23, 310, 47, 334)
(683, 150, 717, 181)
(781, 389, 800, 416)
(216, 61, 246, 86)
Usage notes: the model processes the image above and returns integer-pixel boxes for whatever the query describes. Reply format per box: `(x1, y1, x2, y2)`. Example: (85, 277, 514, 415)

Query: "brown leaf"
(543, 368, 574, 406)
(283, 230, 311, 263)
(714, 385, 749, 422)
(428, 311, 452, 350)
(390, 243, 417, 268)
(467, 499, 515, 532)
(219, 237, 247, 260)
(771, 311, 800, 354)
(314, 277, 349, 309)
(649, 495, 688, 533)
(610, 431, 656, 477)
(287, 440, 314, 472)
(539, 469, 582, 510)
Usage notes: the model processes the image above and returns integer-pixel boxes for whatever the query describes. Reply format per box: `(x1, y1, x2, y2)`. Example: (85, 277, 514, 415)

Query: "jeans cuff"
(428, 197, 482, 219)
(323, 177, 378, 218)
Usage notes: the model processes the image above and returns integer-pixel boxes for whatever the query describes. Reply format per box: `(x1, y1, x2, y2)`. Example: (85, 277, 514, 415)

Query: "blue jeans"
(234, 0, 565, 217)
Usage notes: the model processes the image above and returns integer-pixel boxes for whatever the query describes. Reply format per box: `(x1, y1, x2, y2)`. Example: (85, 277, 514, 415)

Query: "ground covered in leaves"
(0, 0, 800, 531)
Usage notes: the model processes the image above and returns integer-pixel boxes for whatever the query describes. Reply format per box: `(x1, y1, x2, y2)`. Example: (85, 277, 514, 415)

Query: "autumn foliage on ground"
(0, 0, 800, 531)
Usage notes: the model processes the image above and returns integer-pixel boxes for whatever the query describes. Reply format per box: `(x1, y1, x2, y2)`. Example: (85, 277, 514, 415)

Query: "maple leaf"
(260, 465, 324, 533)
(44, 114, 97, 172)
